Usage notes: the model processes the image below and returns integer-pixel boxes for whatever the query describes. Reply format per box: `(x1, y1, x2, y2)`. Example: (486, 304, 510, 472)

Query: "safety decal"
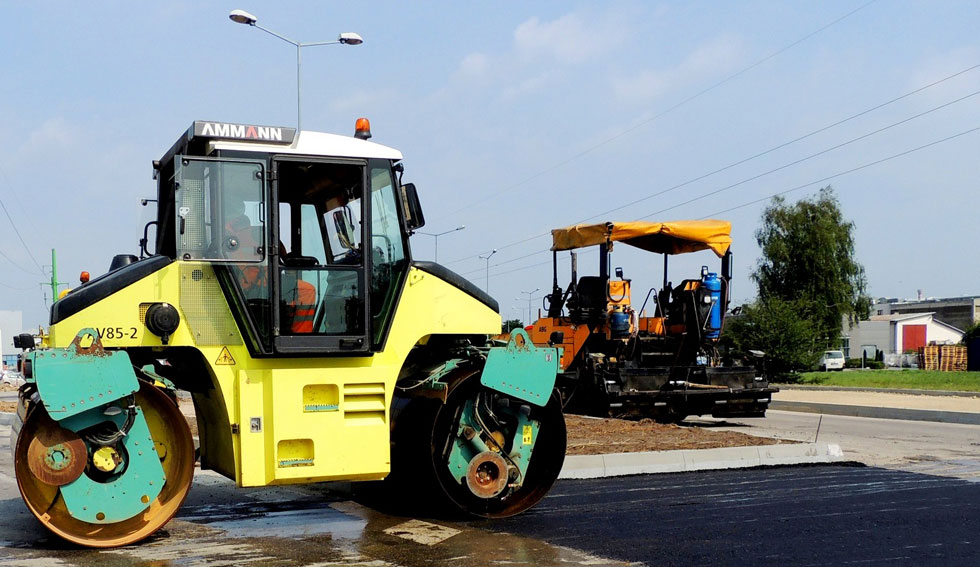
(215, 347, 236, 365)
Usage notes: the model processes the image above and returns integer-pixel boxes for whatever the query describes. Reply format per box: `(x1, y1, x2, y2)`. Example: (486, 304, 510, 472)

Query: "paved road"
(485, 465, 980, 566)
(689, 410, 980, 481)
(4, 408, 980, 566)
(4, 462, 979, 566)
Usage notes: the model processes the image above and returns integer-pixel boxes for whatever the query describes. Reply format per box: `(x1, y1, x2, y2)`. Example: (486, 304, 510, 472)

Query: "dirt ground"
(1, 391, 786, 454)
(564, 414, 787, 454)
(0, 383, 17, 413)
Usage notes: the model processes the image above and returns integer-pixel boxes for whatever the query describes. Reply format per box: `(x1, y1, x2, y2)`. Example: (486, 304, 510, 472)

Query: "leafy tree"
(727, 298, 820, 381)
(753, 186, 870, 348)
(962, 322, 980, 344)
(502, 319, 524, 333)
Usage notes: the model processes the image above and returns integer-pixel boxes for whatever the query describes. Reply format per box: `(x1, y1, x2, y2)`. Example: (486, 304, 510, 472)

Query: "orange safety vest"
(225, 217, 267, 292)
(289, 279, 317, 333)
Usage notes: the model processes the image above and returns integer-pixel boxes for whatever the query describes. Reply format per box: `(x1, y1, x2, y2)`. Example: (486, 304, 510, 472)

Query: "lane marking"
(383, 519, 460, 546)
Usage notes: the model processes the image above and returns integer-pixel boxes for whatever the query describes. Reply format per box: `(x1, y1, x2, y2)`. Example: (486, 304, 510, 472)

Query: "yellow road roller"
(11, 120, 566, 547)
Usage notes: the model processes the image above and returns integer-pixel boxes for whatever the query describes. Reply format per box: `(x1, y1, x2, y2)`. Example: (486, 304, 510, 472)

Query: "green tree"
(753, 186, 870, 348)
(962, 322, 980, 344)
(727, 298, 820, 381)
(502, 319, 524, 333)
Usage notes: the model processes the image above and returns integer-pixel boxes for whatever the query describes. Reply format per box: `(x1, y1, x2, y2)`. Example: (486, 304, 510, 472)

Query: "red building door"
(902, 324, 927, 352)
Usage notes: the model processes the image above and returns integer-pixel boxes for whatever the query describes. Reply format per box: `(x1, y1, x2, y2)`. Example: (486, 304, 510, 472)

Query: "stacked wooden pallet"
(918, 345, 939, 370)
(918, 345, 967, 371)
(940, 345, 968, 371)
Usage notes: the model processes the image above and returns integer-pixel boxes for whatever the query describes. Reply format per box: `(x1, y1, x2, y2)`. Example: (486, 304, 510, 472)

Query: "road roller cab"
(14, 120, 566, 547)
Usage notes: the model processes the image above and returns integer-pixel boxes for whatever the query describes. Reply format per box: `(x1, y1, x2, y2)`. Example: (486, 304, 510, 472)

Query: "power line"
(637, 88, 980, 219)
(0, 161, 43, 241)
(447, 0, 879, 216)
(0, 225, 38, 275)
(442, 59, 977, 267)
(0, 279, 32, 291)
(474, 124, 980, 281)
(0, 274, 33, 291)
(0, 197, 44, 274)
(460, 249, 549, 277)
(581, 64, 980, 223)
(703, 125, 980, 218)
(0, 160, 46, 275)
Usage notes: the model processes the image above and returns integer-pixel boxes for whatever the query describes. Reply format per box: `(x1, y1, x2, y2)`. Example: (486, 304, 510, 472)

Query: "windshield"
(825, 351, 844, 359)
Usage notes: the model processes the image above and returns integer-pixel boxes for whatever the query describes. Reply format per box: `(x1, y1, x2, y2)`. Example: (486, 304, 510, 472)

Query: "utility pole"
(46, 249, 66, 302)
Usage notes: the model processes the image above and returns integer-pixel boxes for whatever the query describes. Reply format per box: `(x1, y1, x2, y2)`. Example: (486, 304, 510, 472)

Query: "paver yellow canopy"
(12, 120, 566, 547)
(551, 219, 732, 256)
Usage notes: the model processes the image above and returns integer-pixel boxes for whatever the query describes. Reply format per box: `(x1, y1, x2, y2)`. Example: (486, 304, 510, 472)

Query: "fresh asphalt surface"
(481, 465, 980, 566)
(4, 402, 980, 565)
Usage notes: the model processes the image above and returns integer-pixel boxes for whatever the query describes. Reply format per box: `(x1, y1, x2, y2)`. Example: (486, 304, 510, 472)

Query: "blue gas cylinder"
(704, 272, 723, 339)
(610, 307, 630, 338)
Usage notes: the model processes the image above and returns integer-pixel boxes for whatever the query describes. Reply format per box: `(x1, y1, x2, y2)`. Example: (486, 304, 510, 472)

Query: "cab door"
(174, 156, 273, 352)
(272, 158, 371, 354)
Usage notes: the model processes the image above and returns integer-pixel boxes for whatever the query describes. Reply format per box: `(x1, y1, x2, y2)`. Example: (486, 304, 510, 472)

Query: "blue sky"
(1, 1, 978, 329)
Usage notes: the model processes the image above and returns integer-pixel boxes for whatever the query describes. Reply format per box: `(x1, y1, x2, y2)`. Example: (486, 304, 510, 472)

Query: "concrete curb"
(0, 412, 12, 426)
(777, 384, 980, 398)
(771, 400, 980, 425)
(559, 442, 844, 480)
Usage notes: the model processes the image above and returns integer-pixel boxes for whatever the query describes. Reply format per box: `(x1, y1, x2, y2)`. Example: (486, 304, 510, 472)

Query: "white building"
(874, 295, 980, 332)
(843, 312, 963, 365)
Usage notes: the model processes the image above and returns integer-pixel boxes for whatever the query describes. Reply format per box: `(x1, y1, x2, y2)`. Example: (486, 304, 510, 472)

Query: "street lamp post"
(479, 249, 497, 293)
(520, 287, 539, 323)
(229, 9, 362, 130)
(417, 225, 465, 263)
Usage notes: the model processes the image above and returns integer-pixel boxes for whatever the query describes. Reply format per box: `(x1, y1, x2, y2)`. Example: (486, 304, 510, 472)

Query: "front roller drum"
(15, 383, 195, 548)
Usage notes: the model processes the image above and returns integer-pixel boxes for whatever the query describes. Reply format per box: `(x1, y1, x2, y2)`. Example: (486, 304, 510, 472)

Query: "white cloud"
(500, 72, 556, 102)
(14, 117, 79, 160)
(513, 12, 626, 65)
(458, 52, 491, 78)
(613, 34, 746, 104)
(445, 8, 637, 103)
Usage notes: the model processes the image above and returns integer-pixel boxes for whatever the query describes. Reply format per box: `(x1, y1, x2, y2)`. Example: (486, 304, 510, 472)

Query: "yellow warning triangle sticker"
(215, 347, 236, 365)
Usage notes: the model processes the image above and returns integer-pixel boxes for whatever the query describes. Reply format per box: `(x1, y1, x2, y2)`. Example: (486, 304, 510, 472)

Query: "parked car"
(818, 350, 845, 371)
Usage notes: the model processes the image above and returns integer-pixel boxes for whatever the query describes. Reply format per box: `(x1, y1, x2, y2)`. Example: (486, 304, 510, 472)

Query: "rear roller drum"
(424, 372, 566, 518)
(15, 382, 195, 548)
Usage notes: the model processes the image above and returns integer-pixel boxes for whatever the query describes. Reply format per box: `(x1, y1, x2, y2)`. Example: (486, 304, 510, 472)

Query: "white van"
(818, 350, 845, 371)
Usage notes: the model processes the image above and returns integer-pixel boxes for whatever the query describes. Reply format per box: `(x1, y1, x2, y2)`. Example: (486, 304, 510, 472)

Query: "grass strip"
(788, 370, 980, 392)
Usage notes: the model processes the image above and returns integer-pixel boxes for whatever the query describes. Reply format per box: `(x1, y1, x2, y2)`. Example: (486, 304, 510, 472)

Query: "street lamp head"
(338, 32, 364, 45)
(229, 9, 257, 25)
(456, 225, 466, 231)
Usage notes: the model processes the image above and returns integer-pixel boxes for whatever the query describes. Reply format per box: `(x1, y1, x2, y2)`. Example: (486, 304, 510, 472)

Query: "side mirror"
(400, 183, 426, 231)
(333, 209, 355, 250)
